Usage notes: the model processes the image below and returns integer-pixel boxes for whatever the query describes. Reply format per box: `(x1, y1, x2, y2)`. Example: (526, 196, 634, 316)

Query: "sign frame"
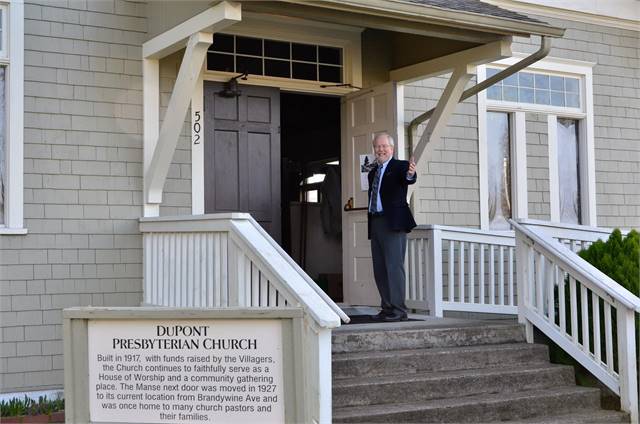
(63, 307, 304, 424)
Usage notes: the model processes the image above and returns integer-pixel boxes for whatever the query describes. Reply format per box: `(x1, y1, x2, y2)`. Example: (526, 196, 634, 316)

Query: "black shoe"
(370, 310, 392, 321)
(383, 312, 408, 322)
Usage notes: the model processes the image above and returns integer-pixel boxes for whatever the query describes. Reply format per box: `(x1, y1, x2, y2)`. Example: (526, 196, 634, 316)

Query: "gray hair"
(372, 132, 395, 147)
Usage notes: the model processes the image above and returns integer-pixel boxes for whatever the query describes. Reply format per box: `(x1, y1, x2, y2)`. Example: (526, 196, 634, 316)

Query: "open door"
(203, 82, 281, 242)
(341, 82, 400, 306)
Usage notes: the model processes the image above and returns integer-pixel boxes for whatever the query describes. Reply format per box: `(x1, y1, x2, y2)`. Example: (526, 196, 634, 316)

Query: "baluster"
(489, 245, 495, 304)
(592, 294, 601, 363)
(195, 233, 204, 307)
(417, 239, 425, 302)
(448, 241, 454, 302)
(244, 259, 252, 306)
(508, 246, 514, 306)
(180, 234, 188, 307)
(187, 233, 195, 307)
(208, 233, 216, 307)
(260, 272, 268, 306)
(251, 264, 260, 306)
(151, 234, 159, 305)
(479, 244, 485, 304)
(527, 247, 535, 309)
(410, 239, 416, 300)
(604, 303, 614, 373)
(499, 246, 504, 305)
(535, 254, 545, 312)
(469, 243, 475, 304)
(220, 234, 228, 307)
(168, 234, 175, 307)
(559, 268, 566, 333)
(546, 259, 555, 323)
(569, 277, 578, 344)
(268, 283, 277, 307)
(580, 285, 590, 353)
(158, 233, 171, 305)
(459, 241, 465, 303)
(571, 240, 579, 253)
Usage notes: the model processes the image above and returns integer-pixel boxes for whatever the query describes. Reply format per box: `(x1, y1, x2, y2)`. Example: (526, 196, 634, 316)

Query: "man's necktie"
(369, 164, 382, 213)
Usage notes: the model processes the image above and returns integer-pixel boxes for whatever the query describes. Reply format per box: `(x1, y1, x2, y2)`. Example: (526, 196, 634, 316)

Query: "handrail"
(511, 219, 640, 312)
(413, 224, 514, 238)
(139, 213, 345, 328)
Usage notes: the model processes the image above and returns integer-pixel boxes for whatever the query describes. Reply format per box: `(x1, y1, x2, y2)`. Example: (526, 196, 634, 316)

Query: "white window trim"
(477, 56, 596, 230)
(0, 0, 25, 235)
(191, 15, 363, 214)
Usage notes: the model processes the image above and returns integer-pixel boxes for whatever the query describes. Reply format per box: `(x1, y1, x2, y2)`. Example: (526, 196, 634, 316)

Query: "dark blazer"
(367, 158, 417, 239)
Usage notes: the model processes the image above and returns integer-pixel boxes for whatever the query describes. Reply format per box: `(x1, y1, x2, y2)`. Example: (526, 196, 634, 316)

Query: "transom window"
(486, 68, 581, 108)
(207, 34, 343, 83)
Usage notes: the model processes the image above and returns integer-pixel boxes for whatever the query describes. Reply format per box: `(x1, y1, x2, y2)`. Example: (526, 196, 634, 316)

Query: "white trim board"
(483, 0, 640, 32)
(1, 0, 25, 234)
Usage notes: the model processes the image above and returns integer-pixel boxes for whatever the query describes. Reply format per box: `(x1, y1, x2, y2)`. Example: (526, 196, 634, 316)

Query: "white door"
(341, 82, 401, 306)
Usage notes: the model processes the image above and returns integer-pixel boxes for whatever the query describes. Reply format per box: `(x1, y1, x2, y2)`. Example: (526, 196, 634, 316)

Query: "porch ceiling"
(240, 0, 564, 73)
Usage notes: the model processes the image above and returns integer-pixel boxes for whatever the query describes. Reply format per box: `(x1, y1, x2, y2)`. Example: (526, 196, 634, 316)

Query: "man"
(368, 132, 417, 322)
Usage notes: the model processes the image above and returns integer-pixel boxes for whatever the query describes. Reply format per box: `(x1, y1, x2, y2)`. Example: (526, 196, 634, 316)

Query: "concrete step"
(333, 363, 574, 408)
(332, 342, 549, 379)
(332, 322, 525, 354)
(503, 410, 630, 423)
(332, 386, 602, 423)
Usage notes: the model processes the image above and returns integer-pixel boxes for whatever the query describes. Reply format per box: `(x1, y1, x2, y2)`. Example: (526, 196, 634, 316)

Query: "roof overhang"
(272, 0, 565, 38)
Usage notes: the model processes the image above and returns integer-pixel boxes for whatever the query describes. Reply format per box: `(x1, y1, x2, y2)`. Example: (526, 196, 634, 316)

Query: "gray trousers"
(370, 215, 407, 315)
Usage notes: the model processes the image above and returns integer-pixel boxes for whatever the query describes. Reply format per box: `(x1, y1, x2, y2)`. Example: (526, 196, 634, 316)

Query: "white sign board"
(88, 319, 284, 423)
(360, 154, 376, 191)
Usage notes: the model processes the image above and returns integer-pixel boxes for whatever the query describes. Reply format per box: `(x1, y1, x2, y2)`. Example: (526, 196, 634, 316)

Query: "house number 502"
(193, 111, 202, 144)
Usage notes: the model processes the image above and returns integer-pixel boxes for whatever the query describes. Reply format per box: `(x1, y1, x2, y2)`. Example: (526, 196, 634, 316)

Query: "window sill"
(0, 227, 28, 235)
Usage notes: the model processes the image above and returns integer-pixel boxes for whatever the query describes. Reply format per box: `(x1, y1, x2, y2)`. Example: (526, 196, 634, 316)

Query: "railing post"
(515, 233, 534, 343)
(616, 308, 639, 423)
(427, 227, 443, 317)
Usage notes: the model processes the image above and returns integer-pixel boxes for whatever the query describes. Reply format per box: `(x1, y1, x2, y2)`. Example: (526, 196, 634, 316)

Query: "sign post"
(64, 307, 303, 423)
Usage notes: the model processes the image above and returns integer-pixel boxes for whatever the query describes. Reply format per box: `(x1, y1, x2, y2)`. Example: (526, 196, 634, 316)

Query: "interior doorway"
(280, 92, 343, 302)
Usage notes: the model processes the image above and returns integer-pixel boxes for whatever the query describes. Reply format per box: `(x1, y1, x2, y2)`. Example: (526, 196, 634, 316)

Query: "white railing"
(517, 219, 625, 252)
(407, 225, 517, 317)
(511, 219, 639, 423)
(139, 213, 347, 424)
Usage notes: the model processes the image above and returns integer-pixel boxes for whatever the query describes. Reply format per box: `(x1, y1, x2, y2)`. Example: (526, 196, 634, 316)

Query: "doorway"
(203, 84, 343, 301)
(280, 92, 343, 302)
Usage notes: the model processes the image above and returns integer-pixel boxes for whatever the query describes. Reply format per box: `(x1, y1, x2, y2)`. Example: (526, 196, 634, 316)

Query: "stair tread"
(332, 386, 601, 419)
(332, 342, 546, 362)
(333, 321, 521, 336)
(333, 362, 571, 388)
(502, 410, 630, 423)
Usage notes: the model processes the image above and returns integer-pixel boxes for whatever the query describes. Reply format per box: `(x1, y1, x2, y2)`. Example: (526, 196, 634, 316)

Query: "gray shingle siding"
(0, 0, 145, 393)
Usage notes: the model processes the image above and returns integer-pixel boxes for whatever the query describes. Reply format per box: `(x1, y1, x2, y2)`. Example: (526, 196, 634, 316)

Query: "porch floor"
(335, 304, 517, 332)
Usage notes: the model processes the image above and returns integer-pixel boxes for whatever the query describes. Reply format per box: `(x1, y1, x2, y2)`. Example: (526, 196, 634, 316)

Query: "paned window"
(487, 112, 512, 231)
(486, 68, 581, 108)
(557, 118, 581, 224)
(207, 34, 343, 83)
